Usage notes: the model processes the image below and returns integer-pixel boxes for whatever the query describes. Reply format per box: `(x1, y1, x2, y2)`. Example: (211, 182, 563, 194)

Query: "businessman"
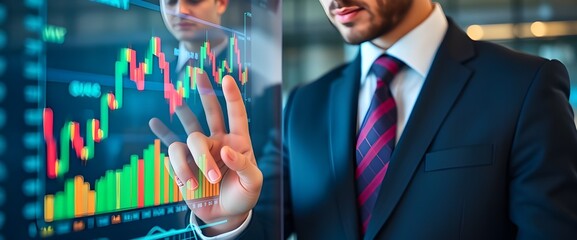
(159, 0, 577, 239)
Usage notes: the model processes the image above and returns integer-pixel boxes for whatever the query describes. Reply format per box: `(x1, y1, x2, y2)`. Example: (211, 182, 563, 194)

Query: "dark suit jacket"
(245, 19, 577, 239)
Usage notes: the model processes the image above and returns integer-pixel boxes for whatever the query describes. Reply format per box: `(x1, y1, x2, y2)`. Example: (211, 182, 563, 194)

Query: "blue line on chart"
(132, 220, 228, 240)
(164, 9, 245, 38)
(46, 68, 162, 91)
(129, 0, 246, 38)
(129, 0, 160, 11)
(90, 1, 248, 38)
(45, 68, 226, 96)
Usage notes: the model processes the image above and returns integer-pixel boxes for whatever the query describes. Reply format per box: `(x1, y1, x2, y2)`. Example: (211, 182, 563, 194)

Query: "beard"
(333, 0, 413, 44)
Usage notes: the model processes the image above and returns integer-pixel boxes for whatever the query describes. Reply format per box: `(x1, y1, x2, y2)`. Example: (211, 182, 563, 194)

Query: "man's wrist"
(198, 212, 251, 237)
(190, 210, 253, 240)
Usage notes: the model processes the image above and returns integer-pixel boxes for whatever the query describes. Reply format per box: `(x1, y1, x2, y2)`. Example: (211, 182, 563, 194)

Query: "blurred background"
(283, 0, 577, 125)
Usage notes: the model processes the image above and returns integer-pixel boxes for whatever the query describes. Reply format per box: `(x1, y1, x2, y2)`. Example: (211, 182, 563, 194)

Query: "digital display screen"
(0, 0, 281, 239)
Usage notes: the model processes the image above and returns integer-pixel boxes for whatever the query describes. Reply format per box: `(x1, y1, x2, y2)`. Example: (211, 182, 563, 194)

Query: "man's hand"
(149, 72, 262, 236)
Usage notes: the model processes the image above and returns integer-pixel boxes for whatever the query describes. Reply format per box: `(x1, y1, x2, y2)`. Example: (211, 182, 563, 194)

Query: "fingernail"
(208, 169, 219, 182)
(175, 176, 184, 187)
(187, 178, 198, 189)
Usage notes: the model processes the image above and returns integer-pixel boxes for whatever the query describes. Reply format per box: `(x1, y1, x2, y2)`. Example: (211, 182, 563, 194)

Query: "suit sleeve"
(509, 59, 577, 239)
(236, 129, 286, 239)
(237, 87, 299, 239)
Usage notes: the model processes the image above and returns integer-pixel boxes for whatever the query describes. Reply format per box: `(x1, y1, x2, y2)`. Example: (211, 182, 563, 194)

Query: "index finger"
(222, 75, 249, 136)
(196, 69, 226, 134)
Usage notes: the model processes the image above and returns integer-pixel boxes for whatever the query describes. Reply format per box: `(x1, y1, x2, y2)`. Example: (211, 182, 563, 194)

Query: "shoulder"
(467, 40, 571, 95)
(470, 40, 548, 75)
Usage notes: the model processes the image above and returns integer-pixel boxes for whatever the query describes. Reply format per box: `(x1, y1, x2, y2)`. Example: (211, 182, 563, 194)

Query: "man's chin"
(339, 26, 387, 46)
(340, 33, 369, 45)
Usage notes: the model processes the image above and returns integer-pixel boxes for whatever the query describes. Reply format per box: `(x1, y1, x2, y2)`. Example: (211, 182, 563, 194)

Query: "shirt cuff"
(189, 210, 253, 240)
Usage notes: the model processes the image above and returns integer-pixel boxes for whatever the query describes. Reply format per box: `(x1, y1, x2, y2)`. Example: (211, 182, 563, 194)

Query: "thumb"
(220, 146, 262, 194)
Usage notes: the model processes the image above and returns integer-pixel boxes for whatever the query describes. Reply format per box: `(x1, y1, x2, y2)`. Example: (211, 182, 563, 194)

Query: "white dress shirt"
(199, 3, 449, 239)
(358, 3, 448, 142)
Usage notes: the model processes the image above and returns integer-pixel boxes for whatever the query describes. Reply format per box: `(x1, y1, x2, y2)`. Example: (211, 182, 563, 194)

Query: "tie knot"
(371, 54, 405, 86)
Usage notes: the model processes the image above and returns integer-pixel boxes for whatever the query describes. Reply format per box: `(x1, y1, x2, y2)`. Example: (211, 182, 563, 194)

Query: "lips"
(174, 21, 197, 28)
(331, 6, 363, 24)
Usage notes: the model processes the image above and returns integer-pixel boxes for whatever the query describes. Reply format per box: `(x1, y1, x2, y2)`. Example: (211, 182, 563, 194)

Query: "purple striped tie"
(356, 54, 405, 234)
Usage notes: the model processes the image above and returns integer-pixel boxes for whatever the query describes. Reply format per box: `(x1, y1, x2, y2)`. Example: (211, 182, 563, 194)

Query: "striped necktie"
(356, 54, 405, 234)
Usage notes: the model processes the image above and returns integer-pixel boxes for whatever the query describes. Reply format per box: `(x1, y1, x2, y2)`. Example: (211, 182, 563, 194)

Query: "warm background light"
(531, 21, 547, 37)
(466, 25, 484, 40)
(466, 20, 577, 40)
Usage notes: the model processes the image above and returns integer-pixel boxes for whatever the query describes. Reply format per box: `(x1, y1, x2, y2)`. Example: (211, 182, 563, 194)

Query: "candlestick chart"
(39, 31, 250, 238)
(44, 35, 248, 179)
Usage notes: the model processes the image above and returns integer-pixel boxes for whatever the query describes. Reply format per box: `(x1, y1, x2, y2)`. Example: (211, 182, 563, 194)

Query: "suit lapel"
(365, 20, 476, 239)
(329, 55, 362, 240)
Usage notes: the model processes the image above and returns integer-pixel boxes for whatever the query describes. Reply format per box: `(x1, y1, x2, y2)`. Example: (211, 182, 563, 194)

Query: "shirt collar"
(176, 37, 229, 73)
(360, 3, 448, 82)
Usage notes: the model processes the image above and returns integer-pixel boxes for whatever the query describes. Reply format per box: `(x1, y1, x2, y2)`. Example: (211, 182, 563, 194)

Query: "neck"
(371, 0, 434, 49)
